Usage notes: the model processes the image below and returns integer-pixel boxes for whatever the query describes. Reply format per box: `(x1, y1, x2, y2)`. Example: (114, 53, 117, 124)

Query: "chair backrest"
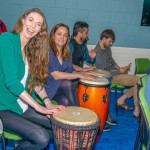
(141, 75, 149, 87)
(138, 75, 150, 126)
(137, 75, 150, 150)
(0, 19, 7, 34)
(135, 58, 150, 75)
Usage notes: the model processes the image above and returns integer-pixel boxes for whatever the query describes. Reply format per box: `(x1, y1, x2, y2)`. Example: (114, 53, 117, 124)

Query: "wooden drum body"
(77, 77, 110, 131)
(51, 106, 100, 150)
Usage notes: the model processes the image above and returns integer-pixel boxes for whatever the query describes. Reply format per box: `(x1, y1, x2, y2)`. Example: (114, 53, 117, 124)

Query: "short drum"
(51, 106, 100, 150)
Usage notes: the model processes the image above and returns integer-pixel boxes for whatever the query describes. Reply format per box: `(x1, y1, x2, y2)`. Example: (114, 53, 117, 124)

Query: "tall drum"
(51, 106, 100, 150)
(77, 77, 110, 132)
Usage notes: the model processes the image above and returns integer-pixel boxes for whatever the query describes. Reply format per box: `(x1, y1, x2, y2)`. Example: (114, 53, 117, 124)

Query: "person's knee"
(135, 75, 140, 82)
(63, 80, 73, 88)
(38, 128, 50, 147)
(31, 128, 50, 148)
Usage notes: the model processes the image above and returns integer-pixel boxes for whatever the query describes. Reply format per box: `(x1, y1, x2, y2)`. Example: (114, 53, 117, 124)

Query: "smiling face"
(54, 26, 69, 50)
(21, 12, 43, 42)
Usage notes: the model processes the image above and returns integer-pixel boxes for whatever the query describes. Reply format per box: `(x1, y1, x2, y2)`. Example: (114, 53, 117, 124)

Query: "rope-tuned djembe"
(51, 106, 100, 150)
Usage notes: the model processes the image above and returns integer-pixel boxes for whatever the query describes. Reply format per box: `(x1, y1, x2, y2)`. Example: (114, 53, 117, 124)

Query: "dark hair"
(72, 21, 89, 36)
(100, 29, 115, 42)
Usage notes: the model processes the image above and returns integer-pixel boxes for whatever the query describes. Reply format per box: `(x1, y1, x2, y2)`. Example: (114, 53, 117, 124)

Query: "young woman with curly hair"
(0, 8, 64, 150)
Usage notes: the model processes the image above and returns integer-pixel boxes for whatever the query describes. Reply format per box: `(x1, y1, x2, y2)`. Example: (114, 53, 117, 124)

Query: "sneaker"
(103, 123, 111, 132)
(106, 119, 118, 126)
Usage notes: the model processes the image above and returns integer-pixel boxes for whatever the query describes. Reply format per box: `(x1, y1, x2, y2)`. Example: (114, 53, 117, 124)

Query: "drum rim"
(50, 115, 100, 130)
(78, 81, 110, 87)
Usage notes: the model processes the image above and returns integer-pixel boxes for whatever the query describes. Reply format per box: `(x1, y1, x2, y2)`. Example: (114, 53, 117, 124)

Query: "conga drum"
(51, 106, 100, 150)
(77, 77, 110, 132)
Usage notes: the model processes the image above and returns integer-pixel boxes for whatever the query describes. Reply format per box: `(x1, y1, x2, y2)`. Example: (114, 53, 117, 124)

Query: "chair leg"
(134, 124, 140, 150)
(1, 134, 6, 150)
(115, 86, 118, 115)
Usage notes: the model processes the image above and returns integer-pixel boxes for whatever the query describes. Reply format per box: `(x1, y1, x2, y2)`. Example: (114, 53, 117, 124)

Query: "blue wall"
(0, 0, 150, 49)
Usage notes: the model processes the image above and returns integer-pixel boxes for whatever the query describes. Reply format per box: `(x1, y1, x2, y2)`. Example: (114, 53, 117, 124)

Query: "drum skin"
(78, 81, 110, 131)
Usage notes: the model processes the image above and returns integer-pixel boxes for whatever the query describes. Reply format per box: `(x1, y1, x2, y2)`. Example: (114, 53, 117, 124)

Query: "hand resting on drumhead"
(50, 70, 96, 81)
(73, 64, 96, 72)
(88, 71, 106, 77)
(34, 86, 66, 118)
(79, 71, 97, 81)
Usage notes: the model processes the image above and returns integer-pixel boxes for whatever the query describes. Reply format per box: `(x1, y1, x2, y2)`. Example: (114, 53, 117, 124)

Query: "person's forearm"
(34, 86, 52, 107)
(51, 71, 82, 80)
(115, 65, 120, 71)
(73, 65, 83, 71)
(34, 86, 50, 100)
(19, 91, 39, 110)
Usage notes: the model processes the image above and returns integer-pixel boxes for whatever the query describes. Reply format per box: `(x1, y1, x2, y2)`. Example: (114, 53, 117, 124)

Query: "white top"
(17, 60, 28, 112)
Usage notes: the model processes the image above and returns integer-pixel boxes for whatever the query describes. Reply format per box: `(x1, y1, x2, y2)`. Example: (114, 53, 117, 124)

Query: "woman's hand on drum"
(45, 103, 66, 118)
(82, 66, 96, 72)
(45, 99, 65, 110)
(35, 104, 60, 118)
(80, 72, 96, 81)
(38, 99, 65, 118)
(46, 102, 65, 111)
(88, 71, 104, 77)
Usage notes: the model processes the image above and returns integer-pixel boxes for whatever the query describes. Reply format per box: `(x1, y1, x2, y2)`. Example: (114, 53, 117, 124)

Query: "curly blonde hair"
(12, 8, 49, 93)
(49, 23, 71, 60)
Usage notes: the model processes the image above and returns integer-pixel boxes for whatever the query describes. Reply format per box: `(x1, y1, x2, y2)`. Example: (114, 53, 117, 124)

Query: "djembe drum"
(77, 76, 110, 143)
(51, 106, 100, 150)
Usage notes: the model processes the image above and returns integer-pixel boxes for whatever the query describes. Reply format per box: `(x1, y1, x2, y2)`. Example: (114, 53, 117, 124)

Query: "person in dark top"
(69, 21, 96, 71)
(45, 23, 95, 106)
